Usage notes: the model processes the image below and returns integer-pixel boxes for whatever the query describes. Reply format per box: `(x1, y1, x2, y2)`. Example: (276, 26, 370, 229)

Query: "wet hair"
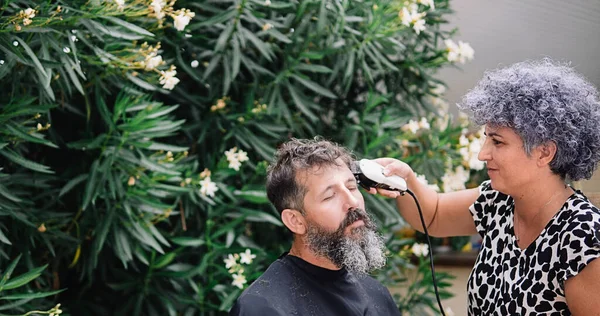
(458, 59, 600, 181)
(266, 137, 354, 213)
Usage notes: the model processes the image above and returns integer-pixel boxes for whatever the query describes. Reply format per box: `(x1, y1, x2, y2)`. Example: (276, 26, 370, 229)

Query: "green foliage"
(0, 0, 483, 315)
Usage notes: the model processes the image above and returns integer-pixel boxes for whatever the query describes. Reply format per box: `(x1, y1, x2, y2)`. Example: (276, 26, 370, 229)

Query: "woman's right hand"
(365, 158, 415, 199)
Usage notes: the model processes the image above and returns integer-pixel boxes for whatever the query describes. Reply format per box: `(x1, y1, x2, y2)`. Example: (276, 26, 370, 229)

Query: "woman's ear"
(281, 209, 307, 235)
(537, 141, 557, 166)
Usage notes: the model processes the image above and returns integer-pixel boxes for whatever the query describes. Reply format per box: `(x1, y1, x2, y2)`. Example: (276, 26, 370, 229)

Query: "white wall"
(437, 0, 600, 108)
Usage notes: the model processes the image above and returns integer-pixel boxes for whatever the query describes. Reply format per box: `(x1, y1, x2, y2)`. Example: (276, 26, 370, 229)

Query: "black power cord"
(404, 189, 446, 316)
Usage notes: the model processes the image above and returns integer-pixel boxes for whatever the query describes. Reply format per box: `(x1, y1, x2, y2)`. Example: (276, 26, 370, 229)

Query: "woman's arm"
(372, 158, 479, 237)
(565, 258, 600, 315)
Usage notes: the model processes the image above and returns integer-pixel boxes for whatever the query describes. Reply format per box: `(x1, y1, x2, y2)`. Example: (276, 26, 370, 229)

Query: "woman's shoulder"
(559, 191, 600, 222)
(474, 180, 511, 206)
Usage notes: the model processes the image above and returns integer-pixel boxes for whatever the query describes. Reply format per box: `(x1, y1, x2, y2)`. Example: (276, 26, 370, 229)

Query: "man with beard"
(229, 138, 400, 316)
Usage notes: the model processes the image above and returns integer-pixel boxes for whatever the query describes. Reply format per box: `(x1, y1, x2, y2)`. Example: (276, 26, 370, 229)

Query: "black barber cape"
(229, 253, 401, 316)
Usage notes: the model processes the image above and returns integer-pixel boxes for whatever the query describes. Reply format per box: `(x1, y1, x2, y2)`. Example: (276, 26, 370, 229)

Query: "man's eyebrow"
(319, 178, 357, 196)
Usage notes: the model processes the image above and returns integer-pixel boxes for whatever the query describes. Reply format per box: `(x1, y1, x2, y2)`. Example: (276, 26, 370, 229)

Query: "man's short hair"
(266, 137, 354, 214)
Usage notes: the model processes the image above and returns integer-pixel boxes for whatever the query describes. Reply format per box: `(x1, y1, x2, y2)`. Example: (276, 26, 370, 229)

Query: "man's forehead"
(296, 163, 353, 190)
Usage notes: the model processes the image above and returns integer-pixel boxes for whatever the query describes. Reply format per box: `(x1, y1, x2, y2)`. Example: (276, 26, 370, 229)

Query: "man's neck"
(288, 240, 341, 271)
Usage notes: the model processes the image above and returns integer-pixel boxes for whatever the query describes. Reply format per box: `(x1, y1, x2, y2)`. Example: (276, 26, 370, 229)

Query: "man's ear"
(536, 141, 557, 166)
(281, 209, 307, 235)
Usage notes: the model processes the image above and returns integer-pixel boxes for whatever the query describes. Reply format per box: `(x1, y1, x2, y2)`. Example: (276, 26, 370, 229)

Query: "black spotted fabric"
(467, 180, 600, 315)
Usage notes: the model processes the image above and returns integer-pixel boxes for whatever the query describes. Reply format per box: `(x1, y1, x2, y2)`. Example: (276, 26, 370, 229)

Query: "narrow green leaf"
(59, 174, 88, 197)
(0, 183, 21, 203)
(82, 160, 100, 210)
(0, 228, 11, 245)
(93, 208, 114, 255)
(2, 265, 47, 290)
(153, 252, 176, 269)
(4, 123, 58, 148)
(0, 254, 21, 291)
(103, 16, 155, 37)
(129, 222, 164, 254)
(139, 155, 180, 176)
(215, 22, 234, 52)
(231, 35, 241, 80)
(0, 289, 65, 300)
(170, 237, 205, 247)
(0, 149, 54, 174)
(291, 74, 337, 99)
(239, 27, 273, 62)
(235, 207, 283, 226)
(287, 84, 318, 122)
(296, 63, 332, 73)
(126, 73, 157, 91)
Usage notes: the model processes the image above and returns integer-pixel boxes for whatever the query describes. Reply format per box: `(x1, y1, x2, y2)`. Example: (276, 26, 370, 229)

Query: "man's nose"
(343, 188, 360, 211)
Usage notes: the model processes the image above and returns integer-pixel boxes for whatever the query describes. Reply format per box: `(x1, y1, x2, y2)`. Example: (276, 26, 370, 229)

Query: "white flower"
(144, 54, 163, 70)
(225, 147, 238, 161)
(411, 243, 429, 257)
(413, 19, 426, 34)
(225, 147, 249, 171)
(415, 173, 440, 192)
(70, 35, 78, 42)
(442, 166, 469, 192)
(400, 6, 426, 34)
(239, 249, 256, 265)
(459, 134, 469, 147)
(445, 39, 474, 64)
(469, 155, 485, 171)
(159, 67, 180, 90)
(445, 307, 455, 316)
(232, 273, 247, 289)
(418, 117, 430, 130)
(115, 0, 125, 11)
(23, 8, 36, 19)
(228, 159, 242, 171)
(430, 84, 445, 96)
(172, 10, 195, 31)
(224, 254, 238, 269)
(418, 0, 435, 10)
(150, 0, 166, 19)
(190, 60, 199, 68)
(400, 7, 413, 27)
(63, 47, 71, 53)
(13, 41, 18, 46)
(236, 150, 249, 162)
(199, 176, 218, 197)
(458, 41, 475, 62)
(402, 119, 421, 134)
(265, 0, 271, 5)
(0, 60, 4, 65)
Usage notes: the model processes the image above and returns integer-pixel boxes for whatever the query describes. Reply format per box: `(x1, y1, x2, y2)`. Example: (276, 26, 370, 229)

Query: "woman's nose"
(478, 138, 492, 161)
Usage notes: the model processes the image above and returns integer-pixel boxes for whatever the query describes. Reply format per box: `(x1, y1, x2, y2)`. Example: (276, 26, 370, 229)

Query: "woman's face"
(478, 125, 541, 195)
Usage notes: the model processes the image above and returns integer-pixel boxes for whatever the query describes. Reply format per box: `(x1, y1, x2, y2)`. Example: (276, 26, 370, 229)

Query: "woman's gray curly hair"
(458, 59, 600, 181)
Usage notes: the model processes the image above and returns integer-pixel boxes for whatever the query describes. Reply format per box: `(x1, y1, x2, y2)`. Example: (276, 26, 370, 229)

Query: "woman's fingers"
(373, 158, 412, 179)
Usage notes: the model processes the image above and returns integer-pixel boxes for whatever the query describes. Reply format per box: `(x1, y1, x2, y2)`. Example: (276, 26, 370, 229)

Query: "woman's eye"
(348, 186, 357, 191)
(492, 139, 502, 145)
(323, 194, 334, 201)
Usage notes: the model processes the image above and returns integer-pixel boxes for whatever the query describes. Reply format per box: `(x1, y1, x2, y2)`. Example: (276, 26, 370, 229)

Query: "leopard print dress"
(467, 180, 600, 315)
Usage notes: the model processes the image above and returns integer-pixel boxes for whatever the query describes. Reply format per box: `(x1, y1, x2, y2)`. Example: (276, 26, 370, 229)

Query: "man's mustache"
(339, 208, 374, 231)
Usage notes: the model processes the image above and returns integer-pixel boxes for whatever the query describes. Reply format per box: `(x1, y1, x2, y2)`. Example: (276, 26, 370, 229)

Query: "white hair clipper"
(351, 159, 407, 192)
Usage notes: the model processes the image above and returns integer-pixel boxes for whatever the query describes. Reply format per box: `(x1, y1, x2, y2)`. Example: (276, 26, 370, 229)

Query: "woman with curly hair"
(374, 59, 600, 315)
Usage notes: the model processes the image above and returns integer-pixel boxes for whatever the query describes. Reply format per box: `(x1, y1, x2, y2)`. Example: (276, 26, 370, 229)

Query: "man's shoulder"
(353, 273, 395, 297)
(229, 258, 295, 316)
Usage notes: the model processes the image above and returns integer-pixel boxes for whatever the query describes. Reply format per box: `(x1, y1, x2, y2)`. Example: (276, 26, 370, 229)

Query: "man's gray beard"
(304, 208, 387, 275)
